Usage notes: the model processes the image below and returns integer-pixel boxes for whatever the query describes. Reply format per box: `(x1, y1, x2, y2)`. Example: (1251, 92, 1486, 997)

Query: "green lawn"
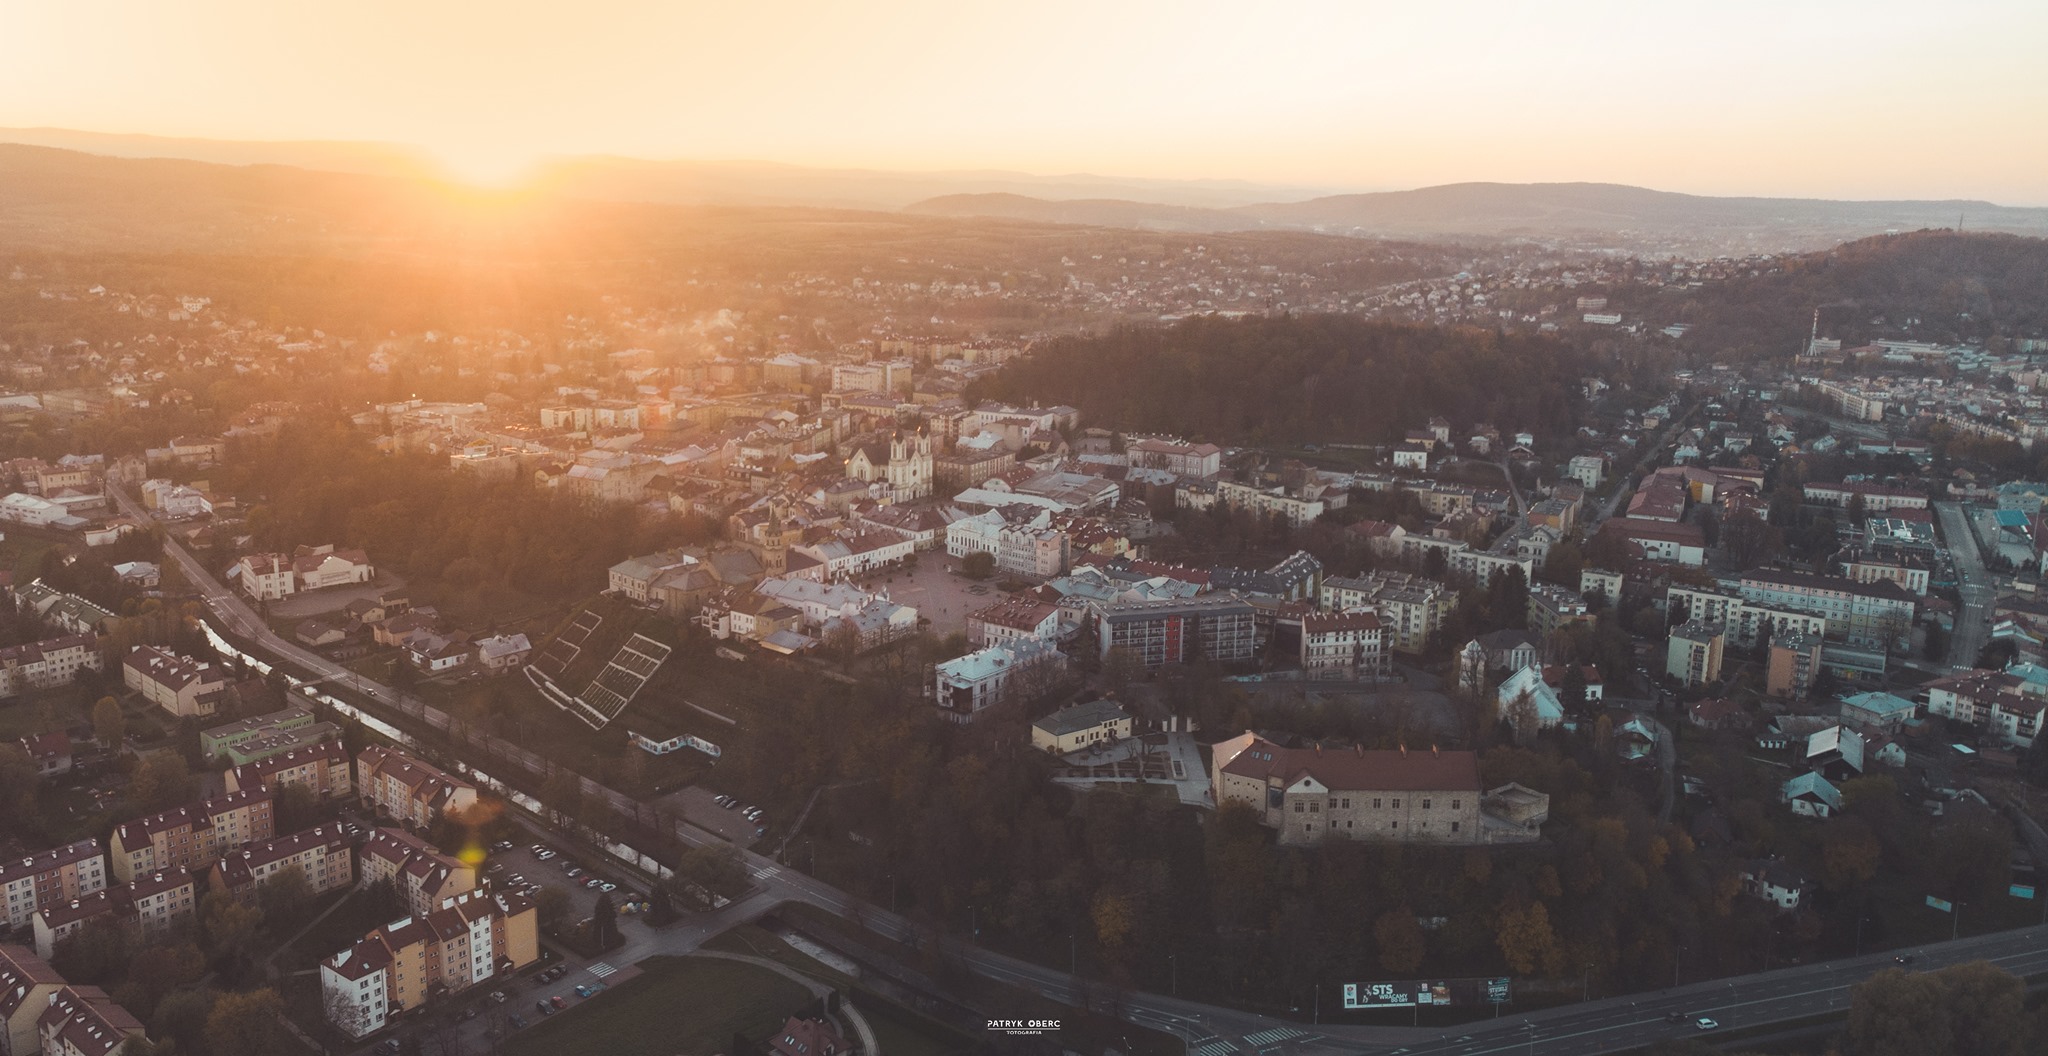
(854, 995, 977, 1056)
(504, 955, 814, 1056)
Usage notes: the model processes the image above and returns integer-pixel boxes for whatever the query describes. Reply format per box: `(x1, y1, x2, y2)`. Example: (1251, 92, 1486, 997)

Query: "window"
(1293, 802, 1304, 813)
(1328, 798, 1337, 809)
(1373, 798, 1382, 809)
(1390, 821, 1398, 829)
(1450, 821, 1460, 833)
(1309, 802, 1320, 813)
(1422, 799, 1432, 809)
(1341, 798, 1351, 809)
(1452, 799, 1461, 810)
(1392, 799, 1401, 808)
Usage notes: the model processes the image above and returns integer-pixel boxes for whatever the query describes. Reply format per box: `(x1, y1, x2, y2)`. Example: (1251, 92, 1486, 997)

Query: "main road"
(1935, 502, 1996, 670)
(120, 486, 2048, 1056)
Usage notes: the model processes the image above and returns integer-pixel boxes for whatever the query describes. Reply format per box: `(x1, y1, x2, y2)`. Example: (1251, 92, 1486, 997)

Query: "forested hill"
(971, 315, 1611, 445)
(1613, 231, 2048, 362)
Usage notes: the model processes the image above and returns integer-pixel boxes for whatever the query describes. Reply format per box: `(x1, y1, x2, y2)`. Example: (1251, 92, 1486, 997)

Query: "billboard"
(1342, 979, 1511, 1009)
(1926, 896, 1954, 912)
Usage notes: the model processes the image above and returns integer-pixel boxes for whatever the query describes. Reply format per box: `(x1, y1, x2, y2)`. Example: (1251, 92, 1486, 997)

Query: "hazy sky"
(4, 0, 2044, 201)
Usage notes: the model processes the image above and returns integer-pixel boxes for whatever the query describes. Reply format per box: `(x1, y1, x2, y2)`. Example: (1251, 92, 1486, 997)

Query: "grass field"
(504, 955, 814, 1056)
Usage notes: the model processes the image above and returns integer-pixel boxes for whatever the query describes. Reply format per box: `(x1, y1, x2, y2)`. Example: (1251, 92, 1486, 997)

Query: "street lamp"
(1855, 915, 1868, 957)
(1582, 963, 1594, 1002)
(1674, 945, 1685, 989)
(1169, 953, 1178, 998)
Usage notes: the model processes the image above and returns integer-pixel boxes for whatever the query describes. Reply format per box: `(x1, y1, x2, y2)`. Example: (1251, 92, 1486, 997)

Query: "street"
(1935, 502, 1995, 670)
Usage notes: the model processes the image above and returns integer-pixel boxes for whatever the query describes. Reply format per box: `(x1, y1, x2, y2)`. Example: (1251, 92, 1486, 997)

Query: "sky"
(3, 0, 2045, 202)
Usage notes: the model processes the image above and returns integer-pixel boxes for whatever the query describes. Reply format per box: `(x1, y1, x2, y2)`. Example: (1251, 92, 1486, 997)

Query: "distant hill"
(909, 182, 2048, 254)
(1605, 230, 2048, 361)
(0, 126, 436, 178)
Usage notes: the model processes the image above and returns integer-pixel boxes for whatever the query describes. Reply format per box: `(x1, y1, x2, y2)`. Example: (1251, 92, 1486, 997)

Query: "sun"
(428, 142, 543, 189)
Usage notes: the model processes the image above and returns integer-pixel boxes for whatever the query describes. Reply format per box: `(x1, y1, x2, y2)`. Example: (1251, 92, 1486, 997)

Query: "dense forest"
(1620, 231, 2048, 362)
(972, 315, 1619, 445)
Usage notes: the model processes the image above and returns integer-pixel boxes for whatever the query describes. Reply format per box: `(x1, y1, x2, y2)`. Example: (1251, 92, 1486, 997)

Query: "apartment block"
(108, 789, 275, 883)
(121, 646, 229, 720)
(1300, 610, 1388, 680)
(1666, 621, 1725, 687)
(0, 842, 108, 931)
(32, 870, 197, 960)
(210, 822, 357, 903)
(321, 889, 540, 1038)
(357, 828, 476, 918)
(224, 737, 352, 799)
(36, 986, 146, 1056)
(0, 944, 64, 1056)
(0, 636, 103, 700)
(355, 746, 479, 829)
(1320, 572, 1457, 655)
(1092, 592, 1258, 667)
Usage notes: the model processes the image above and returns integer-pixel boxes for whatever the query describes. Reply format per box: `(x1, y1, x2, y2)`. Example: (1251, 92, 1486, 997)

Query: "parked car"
(575, 984, 604, 998)
(490, 991, 507, 1004)
(376, 1041, 400, 1055)
(459, 1007, 479, 1021)
(508, 1014, 528, 1030)
(598, 881, 616, 893)
(551, 995, 567, 1010)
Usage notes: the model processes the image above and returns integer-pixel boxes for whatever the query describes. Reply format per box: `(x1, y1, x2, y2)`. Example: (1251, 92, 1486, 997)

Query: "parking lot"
(483, 836, 649, 928)
(656, 783, 772, 846)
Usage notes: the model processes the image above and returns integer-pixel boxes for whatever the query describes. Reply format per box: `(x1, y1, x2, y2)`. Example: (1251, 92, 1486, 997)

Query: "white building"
(1300, 610, 1387, 680)
(932, 638, 1065, 723)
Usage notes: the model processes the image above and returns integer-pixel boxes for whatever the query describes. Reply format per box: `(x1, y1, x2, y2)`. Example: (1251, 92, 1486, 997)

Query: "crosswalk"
(1242, 1028, 1311, 1047)
(1192, 1042, 1236, 1056)
(751, 865, 782, 881)
(585, 961, 617, 979)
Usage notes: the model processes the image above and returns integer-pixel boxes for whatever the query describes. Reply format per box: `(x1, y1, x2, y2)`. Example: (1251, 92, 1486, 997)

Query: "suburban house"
(1741, 859, 1811, 911)
(355, 746, 479, 829)
(0, 841, 107, 930)
(473, 633, 533, 672)
(1839, 690, 1917, 733)
(121, 646, 230, 720)
(10, 582, 116, 636)
(767, 1017, 853, 1056)
(1030, 699, 1133, 754)
(108, 789, 275, 883)
(1211, 734, 1544, 846)
(1782, 772, 1843, 818)
(321, 889, 540, 1039)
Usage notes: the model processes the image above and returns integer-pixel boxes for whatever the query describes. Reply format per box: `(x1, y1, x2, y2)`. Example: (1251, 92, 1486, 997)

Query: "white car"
(1694, 1017, 1718, 1031)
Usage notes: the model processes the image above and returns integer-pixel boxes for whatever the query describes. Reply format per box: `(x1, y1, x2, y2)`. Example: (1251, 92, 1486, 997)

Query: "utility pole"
(1674, 945, 1685, 989)
(1170, 954, 1178, 998)
(1856, 916, 1867, 957)
(1582, 964, 1593, 1003)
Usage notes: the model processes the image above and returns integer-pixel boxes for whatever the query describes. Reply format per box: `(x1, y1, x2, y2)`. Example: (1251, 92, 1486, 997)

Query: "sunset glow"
(3, 0, 2044, 201)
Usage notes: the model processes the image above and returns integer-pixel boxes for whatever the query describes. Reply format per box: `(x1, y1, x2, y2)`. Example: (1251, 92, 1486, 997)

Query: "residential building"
(121, 646, 229, 720)
(224, 737, 352, 799)
(18, 733, 71, 779)
(608, 549, 700, 602)
(233, 553, 296, 601)
(320, 889, 540, 1039)
(1211, 734, 1535, 847)
(36, 986, 145, 1056)
(1782, 772, 1843, 818)
(1565, 455, 1605, 489)
(0, 841, 107, 930)
(0, 636, 102, 700)
(932, 638, 1067, 723)
(1666, 621, 1724, 687)
(1664, 584, 1829, 651)
(1925, 669, 2047, 748)
(1579, 568, 1623, 606)
(32, 870, 196, 959)
(1737, 569, 1916, 652)
(356, 746, 479, 829)
(1839, 690, 1916, 733)
(1526, 584, 1594, 640)
(1300, 610, 1387, 681)
(1092, 592, 1258, 667)
(1597, 518, 1707, 566)
(0, 944, 64, 1056)
(9, 583, 115, 637)
(966, 598, 1063, 646)
(1766, 631, 1823, 700)
(1213, 479, 1333, 527)
(108, 789, 274, 883)
(1800, 481, 1926, 512)
(1320, 572, 1456, 655)
(1741, 859, 1810, 911)
(358, 828, 475, 918)
(473, 633, 533, 672)
(1840, 551, 1931, 596)
(1126, 437, 1222, 478)
(209, 823, 356, 903)
(199, 706, 316, 761)
(1030, 700, 1133, 754)
(292, 545, 375, 591)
